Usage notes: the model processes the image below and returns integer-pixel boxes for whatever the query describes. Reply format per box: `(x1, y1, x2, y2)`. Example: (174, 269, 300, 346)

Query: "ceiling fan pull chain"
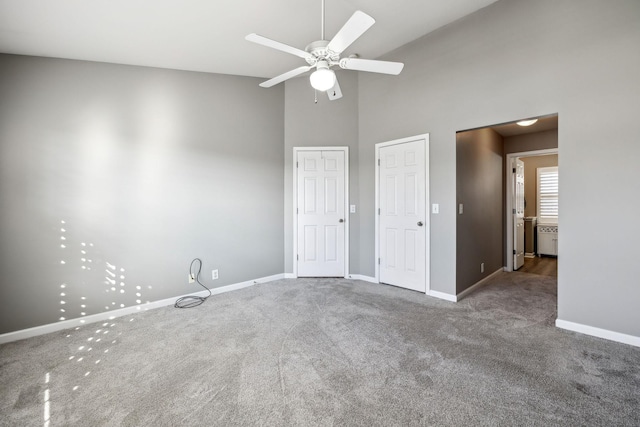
(314, 90, 318, 104)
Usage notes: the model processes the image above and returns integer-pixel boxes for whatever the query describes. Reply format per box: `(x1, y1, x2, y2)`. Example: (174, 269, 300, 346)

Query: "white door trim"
(505, 148, 558, 271)
(293, 146, 349, 278)
(375, 134, 430, 293)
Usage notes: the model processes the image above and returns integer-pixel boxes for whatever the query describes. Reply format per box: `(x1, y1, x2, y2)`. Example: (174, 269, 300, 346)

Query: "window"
(537, 166, 558, 224)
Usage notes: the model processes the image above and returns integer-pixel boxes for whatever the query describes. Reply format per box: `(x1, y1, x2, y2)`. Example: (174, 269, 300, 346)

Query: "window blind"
(537, 166, 558, 224)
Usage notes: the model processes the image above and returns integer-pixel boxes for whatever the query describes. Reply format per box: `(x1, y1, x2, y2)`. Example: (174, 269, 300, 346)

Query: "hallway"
(519, 256, 557, 277)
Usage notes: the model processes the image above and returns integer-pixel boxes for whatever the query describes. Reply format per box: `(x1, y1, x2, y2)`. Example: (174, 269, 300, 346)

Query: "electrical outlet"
(481, 263, 485, 273)
(188, 274, 195, 284)
(212, 269, 219, 280)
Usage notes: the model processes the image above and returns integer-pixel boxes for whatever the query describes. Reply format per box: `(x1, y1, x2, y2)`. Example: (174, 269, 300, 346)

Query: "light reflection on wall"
(59, 221, 66, 320)
(57, 219, 155, 323)
(107, 263, 126, 308)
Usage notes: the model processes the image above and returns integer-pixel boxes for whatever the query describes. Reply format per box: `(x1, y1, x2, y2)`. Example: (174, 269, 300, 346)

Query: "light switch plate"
(432, 204, 439, 214)
(459, 204, 464, 214)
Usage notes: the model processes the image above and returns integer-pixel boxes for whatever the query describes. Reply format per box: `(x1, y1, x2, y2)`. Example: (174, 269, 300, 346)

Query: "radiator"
(537, 225, 558, 256)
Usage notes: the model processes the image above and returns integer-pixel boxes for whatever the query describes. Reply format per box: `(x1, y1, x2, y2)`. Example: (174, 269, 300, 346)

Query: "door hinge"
(378, 208, 381, 215)
(512, 208, 516, 214)
(296, 208, 298, 214)
(513, 250, 516, 255)
(297, 254, 299, 260)
(296, 161, 299, 168)
(378, 159, 380, 166)
(378, 258, 381, 265)
(513, 167, 516, 173)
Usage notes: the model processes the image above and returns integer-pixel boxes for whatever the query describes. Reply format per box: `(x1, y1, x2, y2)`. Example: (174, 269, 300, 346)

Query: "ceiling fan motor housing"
(305, 40, 340, 66)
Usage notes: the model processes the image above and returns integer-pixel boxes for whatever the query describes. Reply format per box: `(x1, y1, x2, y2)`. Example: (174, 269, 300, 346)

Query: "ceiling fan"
(245, 0, 404, 100)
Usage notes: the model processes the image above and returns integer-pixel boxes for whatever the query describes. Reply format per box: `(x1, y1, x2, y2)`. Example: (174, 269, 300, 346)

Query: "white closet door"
(379, 140, 426, 292)
(297, 150, 345, 277)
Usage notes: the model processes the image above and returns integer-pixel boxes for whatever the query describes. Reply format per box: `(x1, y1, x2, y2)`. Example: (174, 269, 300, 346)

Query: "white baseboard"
(427, 289, 457, 302)
(0, 273, 285, 345)
(426, 268, 502, 303)
(456, 268, 503, 301)
(348, 274, 377, 284)
(349, 276, 457, 301)
(283, 273, 377, 283)
(555, 319, 640, 348)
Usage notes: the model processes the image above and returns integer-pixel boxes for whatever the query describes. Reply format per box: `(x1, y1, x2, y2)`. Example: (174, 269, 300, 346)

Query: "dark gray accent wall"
(0, 55, 284, 334)
(357, 0, 640, 336)
(284, 71, 359, 274)
(456, 128, 504, 293)
(504, 129, 558, 155)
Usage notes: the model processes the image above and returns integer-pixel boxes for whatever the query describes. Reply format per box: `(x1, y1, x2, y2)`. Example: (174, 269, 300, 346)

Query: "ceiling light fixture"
(516, 119, 538, 127)
(309, 60, 336, 91)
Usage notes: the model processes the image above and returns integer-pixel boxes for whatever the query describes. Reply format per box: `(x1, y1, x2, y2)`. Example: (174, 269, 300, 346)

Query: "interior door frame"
(505, 148, 558, 272)
(375, 134, 430, 293)
(292, 146, 349, 278)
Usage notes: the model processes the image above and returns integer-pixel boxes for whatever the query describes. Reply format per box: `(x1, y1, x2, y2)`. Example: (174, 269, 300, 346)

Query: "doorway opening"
(455, 114, 558, 298)
(505, 149, 558, 277)
(500, 115, 559, 277)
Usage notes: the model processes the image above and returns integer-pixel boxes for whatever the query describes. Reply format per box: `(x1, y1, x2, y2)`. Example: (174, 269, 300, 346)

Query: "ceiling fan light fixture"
(516, 119, 538, 127)
(310, 61, 336, 91)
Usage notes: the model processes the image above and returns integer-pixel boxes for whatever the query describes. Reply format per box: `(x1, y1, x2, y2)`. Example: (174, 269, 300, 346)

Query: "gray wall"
(0, 55, 285, 334)
(284, 71, 359, 275)
(456, 128, 504, 293)
(357, 0, 640, 335)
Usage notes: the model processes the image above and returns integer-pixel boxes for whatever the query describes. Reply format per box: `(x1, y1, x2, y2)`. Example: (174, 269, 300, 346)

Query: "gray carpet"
(1, 273, 639, 426)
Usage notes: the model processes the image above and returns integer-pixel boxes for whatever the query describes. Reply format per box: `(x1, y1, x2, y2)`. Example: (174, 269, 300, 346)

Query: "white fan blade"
(246, 33, 313, 60)
(259, 66, 312, 88)
(326, 11, 375, 55)
(339, 58, 404, 75)
(327, 77, 343, 101)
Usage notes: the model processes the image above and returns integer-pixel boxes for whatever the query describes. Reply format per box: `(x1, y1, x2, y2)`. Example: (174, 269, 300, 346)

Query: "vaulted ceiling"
(0, 0, 497, 79)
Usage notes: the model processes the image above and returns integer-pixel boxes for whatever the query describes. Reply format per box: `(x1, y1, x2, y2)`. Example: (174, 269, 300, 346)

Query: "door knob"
(417, 221, 423, 226)
(339, 219, 344, 223)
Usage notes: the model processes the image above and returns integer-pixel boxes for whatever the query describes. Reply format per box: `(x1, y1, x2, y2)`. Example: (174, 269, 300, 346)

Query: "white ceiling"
(0, 0, 498, 80)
